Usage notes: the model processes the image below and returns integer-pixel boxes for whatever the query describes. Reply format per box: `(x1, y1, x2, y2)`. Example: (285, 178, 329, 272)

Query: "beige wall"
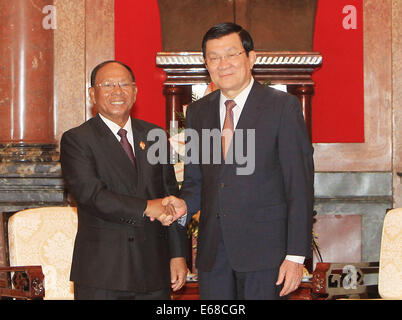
(54, 0, 114, 146)
(392, 0, 402, 207)
(313, 0, 402, 206)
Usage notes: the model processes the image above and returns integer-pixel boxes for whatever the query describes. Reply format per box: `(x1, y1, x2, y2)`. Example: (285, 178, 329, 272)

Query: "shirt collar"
(98, 113, 132, 137)
(220, 77, 254, 110)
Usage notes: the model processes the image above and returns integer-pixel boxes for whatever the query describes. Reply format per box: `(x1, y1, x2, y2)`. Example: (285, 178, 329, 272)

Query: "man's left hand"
(275, 259, 303, 297)
(170, 257, 187, 292)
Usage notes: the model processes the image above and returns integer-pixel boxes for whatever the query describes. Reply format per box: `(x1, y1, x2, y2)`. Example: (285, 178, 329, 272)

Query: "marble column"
(0, 1, 65, 271)
(164, 85, 187, 129)
(0, 0, 57, 162)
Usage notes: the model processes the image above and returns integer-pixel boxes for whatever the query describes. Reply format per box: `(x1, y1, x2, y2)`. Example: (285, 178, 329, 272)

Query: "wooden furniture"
(171, 281, 316, 300)
(289, 282, 316, 300)
(0, 162, 66, 281)
(291, 262, 380, 300)
(171, 261, 380, 300)
(311, 262, 380, 299)
(157, 0, 318, 52)
(0, 266, 44, 299)
(171, 282, 200, 300)
(0, 207, 77, 300)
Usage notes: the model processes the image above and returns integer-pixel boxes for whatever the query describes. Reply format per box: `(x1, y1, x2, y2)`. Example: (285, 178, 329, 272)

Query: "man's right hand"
(144, 199, 173, 226)
(162, 196, 187, 222)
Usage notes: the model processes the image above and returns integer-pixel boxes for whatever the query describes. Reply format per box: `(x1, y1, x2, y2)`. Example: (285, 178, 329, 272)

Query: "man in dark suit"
(163, 23, 314, 299)
(60, 60, 187, 300)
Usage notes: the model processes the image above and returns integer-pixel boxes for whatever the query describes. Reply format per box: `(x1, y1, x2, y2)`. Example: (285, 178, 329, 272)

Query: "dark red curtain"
(312, 0, 364, 142)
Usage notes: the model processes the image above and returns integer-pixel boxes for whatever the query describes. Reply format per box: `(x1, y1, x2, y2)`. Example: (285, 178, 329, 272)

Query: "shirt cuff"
(285, 255, 305, 264)
(177, 214, 187, 227)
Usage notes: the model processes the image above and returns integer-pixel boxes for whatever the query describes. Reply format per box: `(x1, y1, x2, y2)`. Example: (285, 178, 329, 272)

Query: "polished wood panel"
(157, 0, 317, 52)
(171, 282, 200, 300)
(0, 266, 45, 300)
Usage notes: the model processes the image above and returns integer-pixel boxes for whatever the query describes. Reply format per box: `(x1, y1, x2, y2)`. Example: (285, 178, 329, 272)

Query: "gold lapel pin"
(140, 141, 146, 150)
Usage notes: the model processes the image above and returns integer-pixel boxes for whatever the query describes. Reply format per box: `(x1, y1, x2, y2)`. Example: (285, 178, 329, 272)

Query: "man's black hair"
(201, 22, 254, 58)
(90, 60, 135, 87)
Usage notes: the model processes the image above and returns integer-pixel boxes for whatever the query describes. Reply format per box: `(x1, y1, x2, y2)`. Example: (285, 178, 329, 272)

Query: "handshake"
(144, 196, 187, 226)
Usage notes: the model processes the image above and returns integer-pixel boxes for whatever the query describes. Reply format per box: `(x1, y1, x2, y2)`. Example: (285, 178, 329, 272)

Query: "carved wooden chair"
(0, 207, 78, 299)
(310, 208, 402, 300)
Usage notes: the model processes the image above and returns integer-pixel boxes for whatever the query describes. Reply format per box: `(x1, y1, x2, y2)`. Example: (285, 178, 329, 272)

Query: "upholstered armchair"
(0, 207, 77, 300)
(311, 208, 402, 300)
(378, 208, 402, 299)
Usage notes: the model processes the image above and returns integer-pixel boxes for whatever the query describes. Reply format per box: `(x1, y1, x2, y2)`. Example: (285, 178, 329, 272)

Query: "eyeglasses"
(206, 51, 245, 66)
(94, 81, 136, 91)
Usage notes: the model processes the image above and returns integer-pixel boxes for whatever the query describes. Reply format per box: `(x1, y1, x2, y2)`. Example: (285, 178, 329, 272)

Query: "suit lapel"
(131, 118, 148, 196)
(235, 81, 264, 132)
(201, 92, 224, 177)
(205, 92, 221, 132)
(90, 115, 138, 185)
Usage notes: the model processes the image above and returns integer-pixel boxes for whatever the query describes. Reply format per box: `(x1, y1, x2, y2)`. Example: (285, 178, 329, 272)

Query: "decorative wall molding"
(156, 51, 323, 85)
(157, 52, 322, 66)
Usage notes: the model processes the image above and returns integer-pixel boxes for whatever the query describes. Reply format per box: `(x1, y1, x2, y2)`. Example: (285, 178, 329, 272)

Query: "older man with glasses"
(60, 60, 187, 300)
(163, 22, 315, 300)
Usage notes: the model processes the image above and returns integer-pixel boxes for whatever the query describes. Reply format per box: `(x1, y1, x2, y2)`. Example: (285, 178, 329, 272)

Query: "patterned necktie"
(117, 128, 136, 167)
(222, 100, 236, 160)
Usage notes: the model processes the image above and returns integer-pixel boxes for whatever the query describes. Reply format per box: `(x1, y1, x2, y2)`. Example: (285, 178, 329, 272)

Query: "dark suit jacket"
(60, 115, 187, 292)
(180, 81, 314, 272)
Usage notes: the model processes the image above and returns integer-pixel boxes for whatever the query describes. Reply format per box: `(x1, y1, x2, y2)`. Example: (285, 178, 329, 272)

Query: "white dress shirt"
(219, 77, 254, 130)
(99, 114, 149, 219)
(219, 78, 305, 265)
(98, 114, 135, 154)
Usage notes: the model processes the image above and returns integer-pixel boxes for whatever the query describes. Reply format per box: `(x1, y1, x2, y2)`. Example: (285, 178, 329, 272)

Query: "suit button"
(128, 237, 134, 242)
(220, 183, 225, 188)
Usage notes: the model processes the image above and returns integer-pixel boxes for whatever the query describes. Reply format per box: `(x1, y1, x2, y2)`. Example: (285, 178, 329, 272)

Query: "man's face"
(89, 62, 137, 127)
(205, 33, 256, 99)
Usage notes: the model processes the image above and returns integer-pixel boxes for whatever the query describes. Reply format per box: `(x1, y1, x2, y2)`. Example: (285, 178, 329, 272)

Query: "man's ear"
(89, 86, 96, 104)
(130, 85, 138, 106)
(248, 50, 257, 69)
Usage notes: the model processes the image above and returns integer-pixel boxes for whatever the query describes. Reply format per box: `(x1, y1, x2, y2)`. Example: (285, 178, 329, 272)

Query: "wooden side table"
(172, 281, 316, 300)
(289, 282, 313, 300)
(171, 282, 200, 300)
